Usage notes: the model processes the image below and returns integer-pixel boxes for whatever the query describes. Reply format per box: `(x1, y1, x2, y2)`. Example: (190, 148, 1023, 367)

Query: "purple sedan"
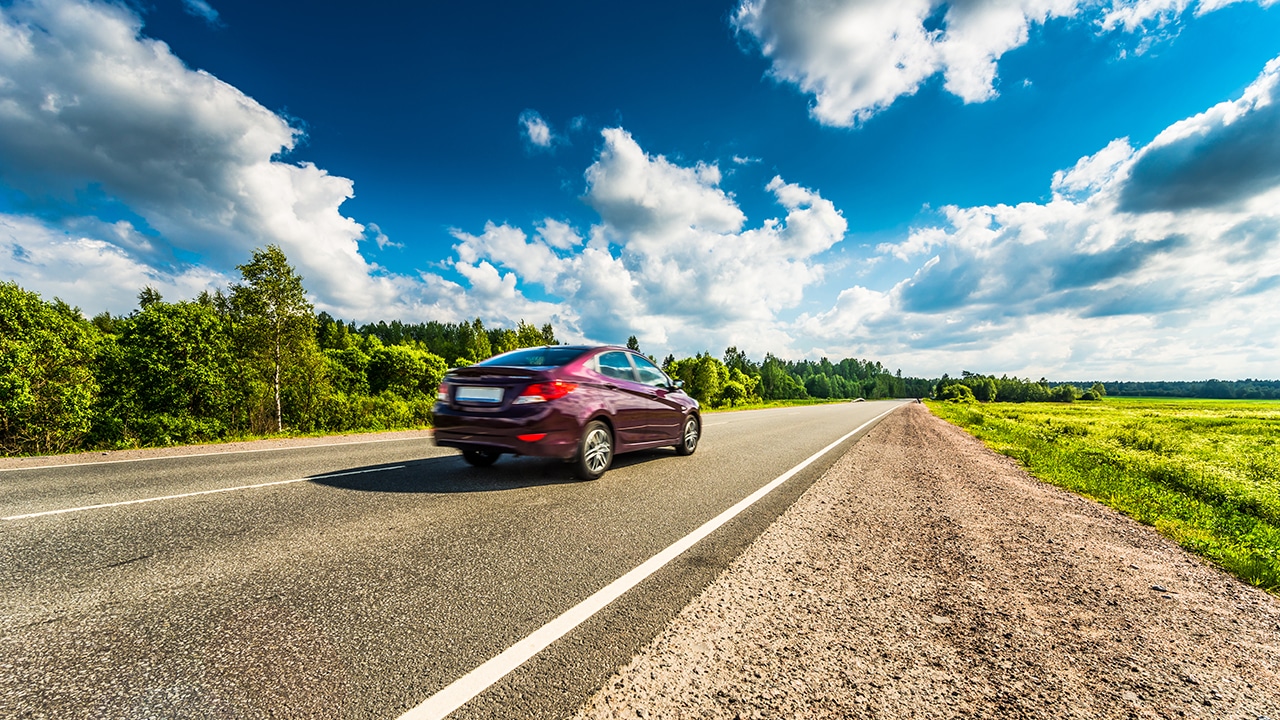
(432, 345, 701, 480)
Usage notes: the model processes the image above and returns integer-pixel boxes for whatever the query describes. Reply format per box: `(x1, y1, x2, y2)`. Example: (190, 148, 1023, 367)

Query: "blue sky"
(2, 0, 1279, 379)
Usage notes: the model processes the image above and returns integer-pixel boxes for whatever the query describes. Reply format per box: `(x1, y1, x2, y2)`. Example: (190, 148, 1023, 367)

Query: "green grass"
(928, 397, 1280, 593)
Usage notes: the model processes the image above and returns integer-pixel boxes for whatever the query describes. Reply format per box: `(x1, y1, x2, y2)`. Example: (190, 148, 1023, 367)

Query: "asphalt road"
(1, 400, 906, 719)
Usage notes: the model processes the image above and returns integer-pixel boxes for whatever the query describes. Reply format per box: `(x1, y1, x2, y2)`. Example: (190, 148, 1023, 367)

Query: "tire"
(574, 420, 613, 480)
(675, 415, 700, 456)
(462, 447, 501, 467)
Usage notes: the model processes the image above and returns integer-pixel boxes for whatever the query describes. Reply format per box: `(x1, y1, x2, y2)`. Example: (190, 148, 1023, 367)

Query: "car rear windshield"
(477, 347, 586, 368)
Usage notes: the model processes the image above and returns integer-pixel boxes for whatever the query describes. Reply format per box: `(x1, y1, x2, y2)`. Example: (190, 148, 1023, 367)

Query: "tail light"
(514, 380, 577, 404)
(436, 382, 449, 402)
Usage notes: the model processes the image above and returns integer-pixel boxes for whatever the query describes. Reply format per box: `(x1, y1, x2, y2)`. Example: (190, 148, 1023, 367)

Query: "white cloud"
(180, 0, 220, 26)
(1051, 138, 1136, 199)
(0, 0, 585, 335)
(732, 0, 1080, 126)
(1119, 56, 1280, 212)
(811, 56, 1280, 379)
(534, 218, 584, 250)
(519, 109, 556, 150)
(364, 222, 402, 250)
(448, 128, 848, 356)
(733, 0, 1276, 127)
(0, 0, 409, 319)
(0, 214, 229, 312)
(1102, 0, 1276, 32)
(451, 222, 563, 288)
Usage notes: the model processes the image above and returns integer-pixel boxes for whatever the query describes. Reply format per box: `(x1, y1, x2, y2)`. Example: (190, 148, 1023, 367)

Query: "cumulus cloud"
(0, 213, 229, 312)
(807, 55, 1280, 379)
(447, 128, 847, 355)
(1120, 57, 1280, 212)
(732, 0, 1080, 126)
(0, 0, 583, 335)
(518, 109, 557, 150)
(733, 0, 1276, 127)
(534, 218, 584, 250)
(0, 0, 409, 318)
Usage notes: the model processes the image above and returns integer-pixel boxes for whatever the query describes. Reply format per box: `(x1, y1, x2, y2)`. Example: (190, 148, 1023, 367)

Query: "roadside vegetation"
(1, 246, 929, 457)
(929, 397, 1280, 592)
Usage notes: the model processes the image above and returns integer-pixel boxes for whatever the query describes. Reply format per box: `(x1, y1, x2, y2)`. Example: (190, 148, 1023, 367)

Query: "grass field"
(928, 397, 1280, 592)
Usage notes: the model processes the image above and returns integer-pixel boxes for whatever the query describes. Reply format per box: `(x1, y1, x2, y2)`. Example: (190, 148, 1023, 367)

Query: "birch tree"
(229, 246, 317, 432)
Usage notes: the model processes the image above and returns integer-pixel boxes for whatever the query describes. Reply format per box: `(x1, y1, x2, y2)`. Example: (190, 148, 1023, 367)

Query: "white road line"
(1, 466, 405, 521)
(398, 404, 901, 720)
(0, 435, 432, 473)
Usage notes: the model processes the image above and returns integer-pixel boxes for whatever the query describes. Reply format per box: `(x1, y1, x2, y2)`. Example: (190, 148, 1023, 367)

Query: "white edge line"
(399, 404, 902, 720)
(0, 434, 433, 473)
(1, 465, 406, 521)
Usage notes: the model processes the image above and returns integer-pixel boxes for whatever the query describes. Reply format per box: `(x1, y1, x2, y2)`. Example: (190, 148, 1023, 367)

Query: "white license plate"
(456, 386, 504, 403)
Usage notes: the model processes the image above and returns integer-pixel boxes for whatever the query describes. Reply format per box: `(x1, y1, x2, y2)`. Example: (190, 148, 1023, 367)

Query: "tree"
(228, 246, 318, 432)
(101, 299, 236, 444)
(456, 318, 492, 365)
(626, 335, 641, 352)
(1049, 384, 1080, 403)
(489, 328, 520, 356)
(515, 320, 548, 348)
(937, 383, 976, 403)
(759, 354, 807, 400)
(805, 373, 833, 399)
(0, 283, 100, 454)
(137, 286, 163, 309)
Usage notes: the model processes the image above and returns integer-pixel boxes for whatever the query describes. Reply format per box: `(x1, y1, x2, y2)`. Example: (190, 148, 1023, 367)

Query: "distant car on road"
(433, 345, 701, 480)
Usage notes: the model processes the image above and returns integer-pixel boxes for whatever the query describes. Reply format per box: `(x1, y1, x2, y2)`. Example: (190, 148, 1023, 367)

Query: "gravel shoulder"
(574, 403, 1280, 719)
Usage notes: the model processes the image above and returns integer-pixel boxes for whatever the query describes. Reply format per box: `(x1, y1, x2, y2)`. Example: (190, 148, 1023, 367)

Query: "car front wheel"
(675, 415, 699, 456)
(575, 420, 613, 480)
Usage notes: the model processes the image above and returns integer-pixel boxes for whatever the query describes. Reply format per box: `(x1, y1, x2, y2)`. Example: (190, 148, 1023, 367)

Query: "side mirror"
(672, 380, 684, 391)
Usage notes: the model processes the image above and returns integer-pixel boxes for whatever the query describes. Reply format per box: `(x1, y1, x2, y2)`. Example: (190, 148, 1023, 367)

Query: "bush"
(0, 283, 100, 454)
(938, 383, 976, 403)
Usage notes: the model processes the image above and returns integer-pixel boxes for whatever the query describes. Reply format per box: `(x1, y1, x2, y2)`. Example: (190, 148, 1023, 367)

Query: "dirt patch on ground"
(574, 403, 1280, 719)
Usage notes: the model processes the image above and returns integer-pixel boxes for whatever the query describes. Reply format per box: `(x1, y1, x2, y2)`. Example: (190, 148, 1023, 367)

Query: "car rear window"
(477, 347, 585, 368)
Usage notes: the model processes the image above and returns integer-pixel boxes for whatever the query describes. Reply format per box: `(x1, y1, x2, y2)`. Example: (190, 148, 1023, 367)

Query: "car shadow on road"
(307, 448, 680, 494)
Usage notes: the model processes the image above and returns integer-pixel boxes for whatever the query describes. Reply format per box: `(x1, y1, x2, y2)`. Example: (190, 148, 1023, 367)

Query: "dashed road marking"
(1, 466, 405, 521)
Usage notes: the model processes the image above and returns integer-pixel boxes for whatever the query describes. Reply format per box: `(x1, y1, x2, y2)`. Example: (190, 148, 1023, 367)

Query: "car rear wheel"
(575, 420, 613, 480)
(462, 448, 501, 467)
(675, 415, 699, 456)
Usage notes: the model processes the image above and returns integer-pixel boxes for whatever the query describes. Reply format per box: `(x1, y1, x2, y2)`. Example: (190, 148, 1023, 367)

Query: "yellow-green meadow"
(929, 397, 1280, 592)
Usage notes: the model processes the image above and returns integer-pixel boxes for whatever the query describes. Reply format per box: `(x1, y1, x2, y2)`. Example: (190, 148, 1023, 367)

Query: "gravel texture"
(574, 403, 1280, 719)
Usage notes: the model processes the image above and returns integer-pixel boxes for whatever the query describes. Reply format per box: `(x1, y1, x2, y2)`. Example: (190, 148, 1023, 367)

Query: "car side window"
(597, 351, 638, 382)
(631, 354, 670, 388)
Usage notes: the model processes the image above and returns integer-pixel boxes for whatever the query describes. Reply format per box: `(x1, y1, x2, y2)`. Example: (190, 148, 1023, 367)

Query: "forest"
(934, 372, 1280, 404)
(1, 246, 928, 457)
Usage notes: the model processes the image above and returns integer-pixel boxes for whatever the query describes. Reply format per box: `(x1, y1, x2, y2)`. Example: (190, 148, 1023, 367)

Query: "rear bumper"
(432, 403, 580, 459)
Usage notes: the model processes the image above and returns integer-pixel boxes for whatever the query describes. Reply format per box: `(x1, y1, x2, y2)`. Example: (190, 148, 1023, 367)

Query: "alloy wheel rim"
(684, 420, 698, 451)
(585, 428, 611, 473)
